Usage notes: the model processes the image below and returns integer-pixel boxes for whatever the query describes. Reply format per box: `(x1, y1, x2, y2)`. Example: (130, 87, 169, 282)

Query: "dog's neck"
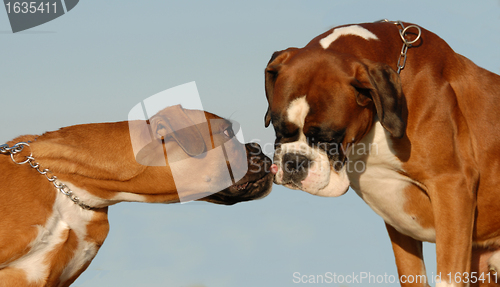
(11, 121, 180, 208)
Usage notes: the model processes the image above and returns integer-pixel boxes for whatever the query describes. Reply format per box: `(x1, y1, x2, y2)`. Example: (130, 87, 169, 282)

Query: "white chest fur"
(9, 186, 98, 285)
(347, 122, 436, 242)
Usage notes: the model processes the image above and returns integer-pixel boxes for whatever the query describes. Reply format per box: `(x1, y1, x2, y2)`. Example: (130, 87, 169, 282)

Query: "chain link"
(1, 142, 93, 210)
(379, 19, 422, 74)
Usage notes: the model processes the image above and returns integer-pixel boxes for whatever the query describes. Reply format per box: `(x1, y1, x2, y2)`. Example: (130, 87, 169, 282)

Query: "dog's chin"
(282, 182, 302, 190)
(306, 166, 350, 197)
(280, 166, 350, 197)
(200, 172, 273, 205)
(308, 177, 350, 197)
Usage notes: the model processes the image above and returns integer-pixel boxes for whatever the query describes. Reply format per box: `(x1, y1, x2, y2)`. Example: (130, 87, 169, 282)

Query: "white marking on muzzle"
(319, 25, 379, 49)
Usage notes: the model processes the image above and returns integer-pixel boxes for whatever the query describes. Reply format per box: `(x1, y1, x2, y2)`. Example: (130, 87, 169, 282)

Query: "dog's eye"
(223, 127, 234, 138)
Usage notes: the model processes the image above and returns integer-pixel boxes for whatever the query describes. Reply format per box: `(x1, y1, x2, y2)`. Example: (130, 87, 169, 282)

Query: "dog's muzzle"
(281, 153, 311, 187)
(271, 141, 350, 197)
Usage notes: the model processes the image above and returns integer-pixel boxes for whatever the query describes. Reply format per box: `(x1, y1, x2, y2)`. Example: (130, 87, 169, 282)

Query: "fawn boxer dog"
(264, 20, 500, 286)
(0, 105, 273, 287)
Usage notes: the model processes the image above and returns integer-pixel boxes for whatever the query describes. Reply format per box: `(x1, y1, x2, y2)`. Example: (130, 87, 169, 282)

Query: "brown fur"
(265, 21, 500, 286)
(0, 107, 272, 286)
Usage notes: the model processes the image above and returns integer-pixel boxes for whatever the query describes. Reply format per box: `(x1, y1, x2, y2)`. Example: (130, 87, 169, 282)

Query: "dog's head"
(130, 105, 273, 204)
(264, 48, 405, 196)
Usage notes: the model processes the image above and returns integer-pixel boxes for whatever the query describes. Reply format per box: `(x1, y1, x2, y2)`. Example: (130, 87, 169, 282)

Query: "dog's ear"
(264, 48, 298, 127)
(150, 105, 206, 156)
(351, 61, 406, 138)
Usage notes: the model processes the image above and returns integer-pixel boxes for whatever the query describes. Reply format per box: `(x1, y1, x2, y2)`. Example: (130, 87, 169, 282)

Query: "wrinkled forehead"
(202, 111, 232, 130)
(271, 83, 354, 137)
(273, 54, 353, 108)
(154, 108, 231, 136)
(167, 109, 229, 127)
(182, 109, 223, 124)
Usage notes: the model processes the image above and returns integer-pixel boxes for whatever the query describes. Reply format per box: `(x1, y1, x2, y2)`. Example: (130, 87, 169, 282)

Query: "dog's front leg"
(429, 174, 477, 287)
(0, 268, 34, 287)
(386, 223, 430, 287)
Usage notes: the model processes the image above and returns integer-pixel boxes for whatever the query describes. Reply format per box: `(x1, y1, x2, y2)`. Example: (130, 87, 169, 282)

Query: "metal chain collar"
(0, 142, 93, 210)
(380, 19, 422, 74)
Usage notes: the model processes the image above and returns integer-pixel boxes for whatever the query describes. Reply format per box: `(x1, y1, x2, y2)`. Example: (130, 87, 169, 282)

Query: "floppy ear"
(150, 105, 206, 156)
(351, 61, 406, 138)
(264, 48, 298, 127)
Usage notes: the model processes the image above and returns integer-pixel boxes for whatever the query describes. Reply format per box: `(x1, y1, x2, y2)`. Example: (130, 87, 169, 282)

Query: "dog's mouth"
(232, 181, 250, 191)
(202, 172, 273, 205)
(199, 144, 274, 205)
(230, 174, 269, 192)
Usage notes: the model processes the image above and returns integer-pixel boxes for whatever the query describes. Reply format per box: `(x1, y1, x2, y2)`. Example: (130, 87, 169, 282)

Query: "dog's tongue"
(270, 164, 278, 175)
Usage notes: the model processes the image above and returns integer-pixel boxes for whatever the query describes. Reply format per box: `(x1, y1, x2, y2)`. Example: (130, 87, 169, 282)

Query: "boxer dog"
(0, 105, 272, 287)
(264, 21, 500, 287)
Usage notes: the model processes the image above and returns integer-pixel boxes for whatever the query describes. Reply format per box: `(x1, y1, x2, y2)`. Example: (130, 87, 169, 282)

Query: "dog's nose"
(282, 153, 311, 184)
(270, 164, 278, 175)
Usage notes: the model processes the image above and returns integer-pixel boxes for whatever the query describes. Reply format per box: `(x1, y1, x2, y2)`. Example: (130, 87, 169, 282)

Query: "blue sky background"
(1, 1, 500, 286)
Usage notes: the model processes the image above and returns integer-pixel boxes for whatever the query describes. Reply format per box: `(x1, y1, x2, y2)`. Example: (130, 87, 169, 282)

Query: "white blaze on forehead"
(286, 96, 309, 129)
(319, 25, 379, 49)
